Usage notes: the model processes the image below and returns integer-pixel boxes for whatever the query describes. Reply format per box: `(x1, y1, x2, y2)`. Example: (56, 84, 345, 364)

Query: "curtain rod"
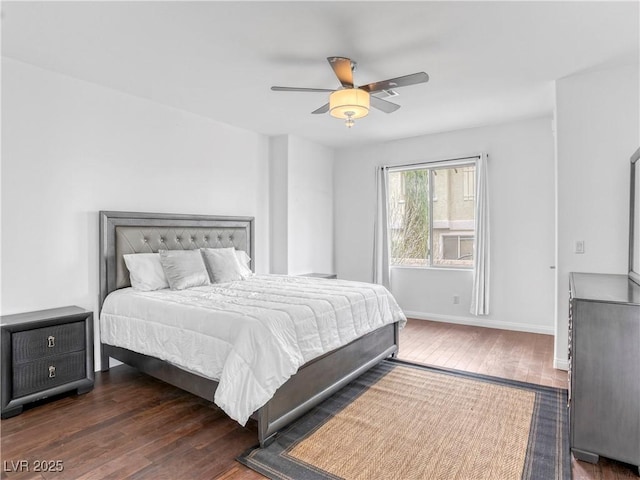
(380, 154, 482, 171)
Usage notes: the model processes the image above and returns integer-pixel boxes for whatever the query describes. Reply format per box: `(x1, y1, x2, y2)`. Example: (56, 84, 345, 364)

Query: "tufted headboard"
(99, 211, 254, 309)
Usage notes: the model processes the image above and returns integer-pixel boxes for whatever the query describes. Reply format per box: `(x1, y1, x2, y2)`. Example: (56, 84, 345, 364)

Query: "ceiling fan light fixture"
(329, 89, 370, 125)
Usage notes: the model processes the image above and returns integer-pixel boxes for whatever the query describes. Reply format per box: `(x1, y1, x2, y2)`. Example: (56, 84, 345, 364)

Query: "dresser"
(569, 273, 640, 471)
(1, 306, 94, 418)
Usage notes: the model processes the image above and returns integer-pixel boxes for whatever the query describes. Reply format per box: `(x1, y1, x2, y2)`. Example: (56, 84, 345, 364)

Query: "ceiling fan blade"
(271, 86, 334, 93)
(359, 72, 429, 94)
(370, 96, 401, 114)
(327, 57, 354, 88)
(311, 103, 330, 114)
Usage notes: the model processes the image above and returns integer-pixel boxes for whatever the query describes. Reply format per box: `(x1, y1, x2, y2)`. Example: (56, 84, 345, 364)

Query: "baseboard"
(553, 358, 569, 371)
(403, 311, 555, 335)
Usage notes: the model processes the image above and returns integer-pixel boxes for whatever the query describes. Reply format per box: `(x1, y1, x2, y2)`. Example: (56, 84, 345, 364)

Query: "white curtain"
(373, 166, 391, 289)
(470, 154, 490, 315)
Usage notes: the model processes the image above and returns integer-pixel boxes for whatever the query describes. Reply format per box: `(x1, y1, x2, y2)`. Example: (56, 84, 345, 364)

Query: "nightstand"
(299, 273, 338, 279)
(1, 306, 94, 418)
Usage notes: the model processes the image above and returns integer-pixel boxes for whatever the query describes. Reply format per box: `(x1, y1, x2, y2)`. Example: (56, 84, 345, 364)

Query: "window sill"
(390, 265, 473, 272)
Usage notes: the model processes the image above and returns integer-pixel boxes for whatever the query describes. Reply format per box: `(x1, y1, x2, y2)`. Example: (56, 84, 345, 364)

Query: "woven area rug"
(238, 359, 569, 480)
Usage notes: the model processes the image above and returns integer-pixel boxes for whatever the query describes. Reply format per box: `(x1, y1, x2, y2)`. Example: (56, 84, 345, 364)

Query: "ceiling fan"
(271, 56, 429, 128)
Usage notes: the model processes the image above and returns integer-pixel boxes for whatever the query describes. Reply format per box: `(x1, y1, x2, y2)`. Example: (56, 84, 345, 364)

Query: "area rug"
(238, 359, 569, 480)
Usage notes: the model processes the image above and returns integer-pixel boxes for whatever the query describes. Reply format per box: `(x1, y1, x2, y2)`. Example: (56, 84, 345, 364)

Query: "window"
(442, 235, 474, 261)
(462, 166, 475, 201)
(388, 161, 476, 268)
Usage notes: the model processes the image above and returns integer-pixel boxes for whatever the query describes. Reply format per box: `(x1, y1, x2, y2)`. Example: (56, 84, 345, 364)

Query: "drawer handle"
(47, 335, 55, 348)
(48, 365, 56, 378)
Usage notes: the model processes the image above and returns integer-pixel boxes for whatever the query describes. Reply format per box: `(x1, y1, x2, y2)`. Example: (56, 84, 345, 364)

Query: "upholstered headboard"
(99, 211, 254, 309)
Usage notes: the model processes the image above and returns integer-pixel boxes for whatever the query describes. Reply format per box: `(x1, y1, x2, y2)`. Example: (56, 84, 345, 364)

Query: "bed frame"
(98, 211, 399, 446)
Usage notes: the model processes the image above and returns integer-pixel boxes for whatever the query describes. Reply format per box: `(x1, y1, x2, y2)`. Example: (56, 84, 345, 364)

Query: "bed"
(99, 211, 404, 446)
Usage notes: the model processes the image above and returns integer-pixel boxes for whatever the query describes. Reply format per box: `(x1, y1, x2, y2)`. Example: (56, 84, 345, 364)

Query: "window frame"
(387, 157, 478, 271)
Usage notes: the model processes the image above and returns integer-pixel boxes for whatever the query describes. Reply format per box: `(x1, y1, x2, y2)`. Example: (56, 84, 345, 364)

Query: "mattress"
(100, 274, 406, 425)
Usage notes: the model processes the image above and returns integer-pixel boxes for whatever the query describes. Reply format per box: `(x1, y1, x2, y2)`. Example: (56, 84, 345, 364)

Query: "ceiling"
(2, 1, 638, 148)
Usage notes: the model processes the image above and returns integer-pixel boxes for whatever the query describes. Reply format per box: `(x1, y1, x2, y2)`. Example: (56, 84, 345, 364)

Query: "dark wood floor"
(1, 319, 637, 479)
(400, 318, 569, 389)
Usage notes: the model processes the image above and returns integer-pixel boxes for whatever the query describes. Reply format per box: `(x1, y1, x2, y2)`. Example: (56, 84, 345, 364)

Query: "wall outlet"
(575, 240, 585, 254)
(453, 295, 460, 305)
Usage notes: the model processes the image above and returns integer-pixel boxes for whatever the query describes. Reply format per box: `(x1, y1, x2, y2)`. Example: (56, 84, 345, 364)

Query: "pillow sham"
(123, 253, 169, 291)
(159, 249, 210, 290)
(235, 250, 253, 278)
(201, 247, 248, 283)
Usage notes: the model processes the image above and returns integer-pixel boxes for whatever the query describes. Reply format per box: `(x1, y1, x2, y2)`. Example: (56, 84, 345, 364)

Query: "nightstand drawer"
(12, 322, 85, 363)
(13, 351, 86, 398)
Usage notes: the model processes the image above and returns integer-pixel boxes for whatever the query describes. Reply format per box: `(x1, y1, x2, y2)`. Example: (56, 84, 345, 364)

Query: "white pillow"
(123, 253, 169, 291)
(235, 250, 253, 278)
(201, 247, 248, 283)
(159, 249, 210, 290)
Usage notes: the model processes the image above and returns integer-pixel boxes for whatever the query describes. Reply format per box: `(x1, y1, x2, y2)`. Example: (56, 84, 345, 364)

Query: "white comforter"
(100, 274, 406, 425)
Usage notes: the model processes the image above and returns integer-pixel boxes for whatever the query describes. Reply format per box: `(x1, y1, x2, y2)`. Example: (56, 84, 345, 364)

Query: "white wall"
(335, 117, 556, 334)
(269, 136, 289, 274)
(268, 135, 334, 275)
(287, 136, 334, 275)
(1, 58, 271, 363)
(555, 63, 640, 367)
